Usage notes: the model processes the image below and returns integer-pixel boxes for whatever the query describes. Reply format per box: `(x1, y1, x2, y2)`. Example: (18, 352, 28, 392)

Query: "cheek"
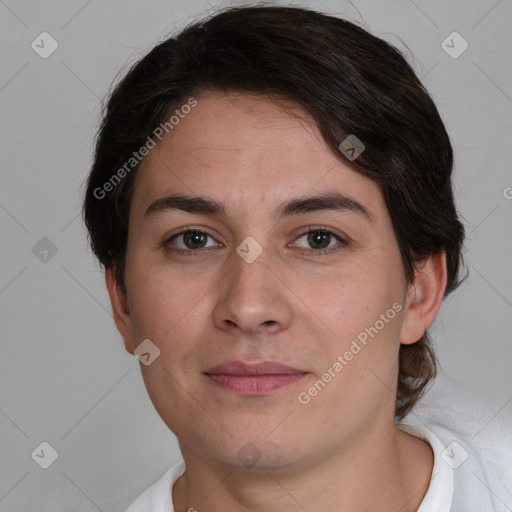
(306, 264, 404, 391)
(304, 262, 400, 336)
(329, 287, 400, 362)
(125, 257, 210, 348)
(301, 276, 403, 412)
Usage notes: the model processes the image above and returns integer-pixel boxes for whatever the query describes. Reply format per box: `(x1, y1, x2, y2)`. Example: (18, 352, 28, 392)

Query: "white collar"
(396, 422, 454, 511)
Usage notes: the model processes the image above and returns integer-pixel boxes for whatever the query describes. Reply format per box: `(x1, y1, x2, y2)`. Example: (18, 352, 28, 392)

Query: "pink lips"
(204, 360, 308, 393)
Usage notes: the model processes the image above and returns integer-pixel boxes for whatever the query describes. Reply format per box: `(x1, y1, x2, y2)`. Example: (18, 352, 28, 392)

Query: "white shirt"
(125, 376, 512, 512)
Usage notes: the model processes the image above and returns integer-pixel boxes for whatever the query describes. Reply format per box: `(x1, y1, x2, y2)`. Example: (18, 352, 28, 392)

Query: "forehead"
(130, 91, 385, 221)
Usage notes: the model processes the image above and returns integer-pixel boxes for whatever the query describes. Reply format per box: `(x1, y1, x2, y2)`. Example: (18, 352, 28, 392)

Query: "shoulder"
(402, 373, 512, 511)
(126, 460, 186, 512)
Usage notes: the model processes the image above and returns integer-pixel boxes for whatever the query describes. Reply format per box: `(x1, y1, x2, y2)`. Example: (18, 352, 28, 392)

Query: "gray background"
(1, 0, 511, 510)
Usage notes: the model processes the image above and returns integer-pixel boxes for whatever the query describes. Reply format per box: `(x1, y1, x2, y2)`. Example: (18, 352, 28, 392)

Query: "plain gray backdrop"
(1, 0, 511, 510)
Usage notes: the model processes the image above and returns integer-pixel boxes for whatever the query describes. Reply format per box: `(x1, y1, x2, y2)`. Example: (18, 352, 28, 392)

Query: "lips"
(204, 360, 305, 375)
(204, 360, 308, 393)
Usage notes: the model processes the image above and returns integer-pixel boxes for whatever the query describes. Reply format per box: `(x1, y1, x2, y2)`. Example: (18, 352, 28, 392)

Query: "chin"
(204, 433, 307, 473)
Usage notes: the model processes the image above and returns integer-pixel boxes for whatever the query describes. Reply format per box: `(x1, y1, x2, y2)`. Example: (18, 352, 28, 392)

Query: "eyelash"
(163, 226, 347, 257)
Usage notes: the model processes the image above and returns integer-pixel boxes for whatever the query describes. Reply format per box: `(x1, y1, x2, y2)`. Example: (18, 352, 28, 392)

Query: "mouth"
(203, 360, 309, 394)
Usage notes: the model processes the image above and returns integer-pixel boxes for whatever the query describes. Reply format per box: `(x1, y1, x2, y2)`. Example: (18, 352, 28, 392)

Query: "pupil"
(309, 231, 329, 249)
(185, 231, 206, 249)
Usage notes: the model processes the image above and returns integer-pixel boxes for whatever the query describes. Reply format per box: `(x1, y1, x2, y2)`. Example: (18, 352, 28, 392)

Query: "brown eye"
(182, 231, 209, 249)
(306, 231, 332, 249)
(167, 230, 217, 251)
(293, 228, 347, 256)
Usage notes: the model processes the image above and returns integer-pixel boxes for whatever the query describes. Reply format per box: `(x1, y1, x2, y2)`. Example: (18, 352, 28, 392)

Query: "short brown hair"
(83, 4, 466, 421)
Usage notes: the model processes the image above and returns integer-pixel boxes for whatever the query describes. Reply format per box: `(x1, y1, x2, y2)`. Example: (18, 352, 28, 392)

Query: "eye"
(292, 228, 347, 255)
(164, 227, 347, 257)
(165, 229, 219, 253)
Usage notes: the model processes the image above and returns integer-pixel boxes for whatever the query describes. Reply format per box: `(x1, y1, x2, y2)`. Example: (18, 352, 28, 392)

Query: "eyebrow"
(144, 191, 373, 222)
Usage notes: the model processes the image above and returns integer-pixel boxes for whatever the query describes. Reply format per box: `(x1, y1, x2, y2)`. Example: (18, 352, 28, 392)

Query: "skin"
(106, 90, 447, 512)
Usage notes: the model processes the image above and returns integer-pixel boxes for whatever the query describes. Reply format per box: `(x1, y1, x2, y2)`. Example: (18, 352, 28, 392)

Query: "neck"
(172, 424, 433, 512)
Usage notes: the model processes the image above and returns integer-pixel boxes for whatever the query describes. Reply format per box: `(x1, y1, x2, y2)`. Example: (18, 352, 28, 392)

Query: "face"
(108, 90, 437, 472)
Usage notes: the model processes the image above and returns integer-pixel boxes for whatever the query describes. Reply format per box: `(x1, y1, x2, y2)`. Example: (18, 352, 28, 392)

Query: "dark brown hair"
(83, 4, 466, 421)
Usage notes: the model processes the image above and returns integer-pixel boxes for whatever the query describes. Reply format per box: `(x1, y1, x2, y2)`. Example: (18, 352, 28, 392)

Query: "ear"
(105, 267, 136, 354)
(400, 252, 448, 345)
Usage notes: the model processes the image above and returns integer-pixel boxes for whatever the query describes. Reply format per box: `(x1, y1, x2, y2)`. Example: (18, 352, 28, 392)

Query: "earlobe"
(399, 252, 448, 345)
(105, 267, 136, 354)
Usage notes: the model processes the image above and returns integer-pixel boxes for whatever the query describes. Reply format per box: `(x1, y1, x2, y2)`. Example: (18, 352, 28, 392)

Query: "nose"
(212, 246, 293, 337)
